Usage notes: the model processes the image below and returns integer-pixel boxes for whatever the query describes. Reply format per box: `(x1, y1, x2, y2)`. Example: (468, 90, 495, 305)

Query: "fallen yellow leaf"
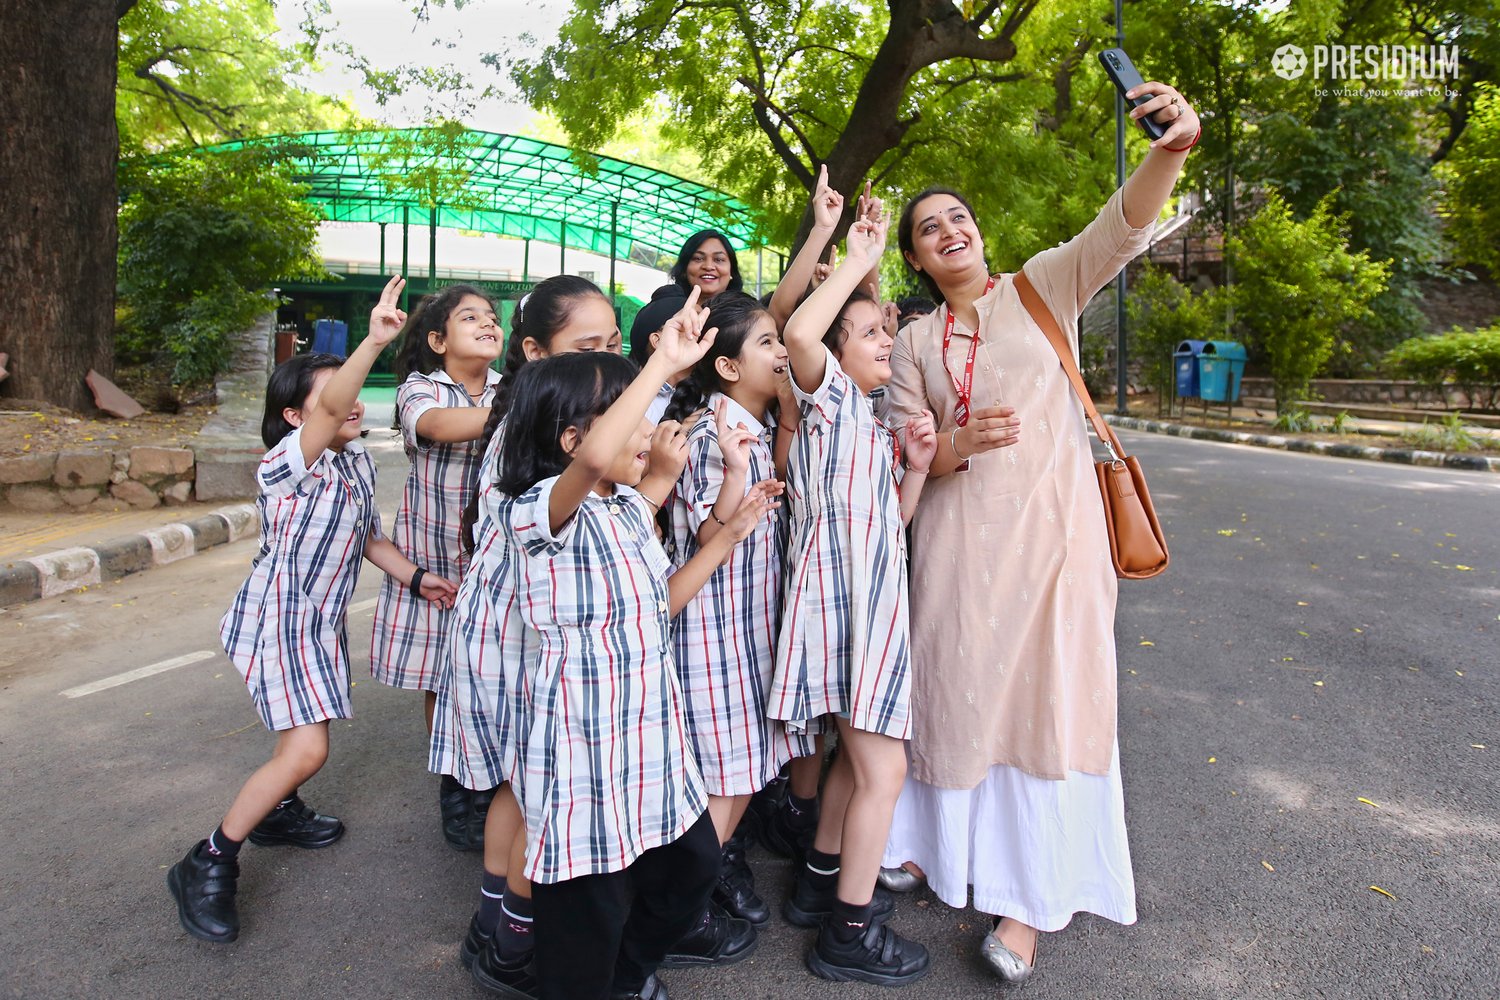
(1455, 565, 1473, 571)
(1261, 860, 1275, 872)
(1140, 640, 1154, 647)
(1369, 886, 1396, 900)
(1357, 798, 1380, 809)
(1297, 601, 1309, 606)
(1208, 757, 1217, 764)
(1472, 744, 1486, 750)
(1218, 529, 1236, 536)
(1313, 680, 1325, 687)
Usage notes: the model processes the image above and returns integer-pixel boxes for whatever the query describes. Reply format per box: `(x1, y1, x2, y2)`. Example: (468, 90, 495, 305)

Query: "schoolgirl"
(168, 277, 458, 943)
(435, 275, 634, 995)
(661, 292, 809, 931)
(369, 283, 504, 849)
(628, 288, 691, 425)
(772, 209, 939, 986)
(499, 293, 781, 1000)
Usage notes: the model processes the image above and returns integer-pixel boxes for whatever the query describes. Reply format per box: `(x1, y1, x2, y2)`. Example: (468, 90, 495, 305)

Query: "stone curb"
(1105, 415, 1500, 474)
(0, 504, 257, 608)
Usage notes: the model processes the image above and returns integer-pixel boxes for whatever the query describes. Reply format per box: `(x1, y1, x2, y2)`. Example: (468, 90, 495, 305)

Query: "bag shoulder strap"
(1011, 269, 1126, 461)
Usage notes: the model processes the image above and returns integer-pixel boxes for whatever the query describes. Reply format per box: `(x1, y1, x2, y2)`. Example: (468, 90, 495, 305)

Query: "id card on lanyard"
(941, 275, 997, 472)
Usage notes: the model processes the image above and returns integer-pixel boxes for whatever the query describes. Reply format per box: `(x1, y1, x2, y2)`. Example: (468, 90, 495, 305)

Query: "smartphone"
(1098, 48, 1168, 141)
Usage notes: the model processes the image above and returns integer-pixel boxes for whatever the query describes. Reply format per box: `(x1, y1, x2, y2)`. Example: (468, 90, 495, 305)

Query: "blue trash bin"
(1198, 341, 1247, 403)
(1174, 340, 1208, 397)
(312, 319, 350, 358)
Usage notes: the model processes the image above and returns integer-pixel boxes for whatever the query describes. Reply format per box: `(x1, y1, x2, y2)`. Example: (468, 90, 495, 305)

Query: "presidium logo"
(1272, 43, 1461, 94)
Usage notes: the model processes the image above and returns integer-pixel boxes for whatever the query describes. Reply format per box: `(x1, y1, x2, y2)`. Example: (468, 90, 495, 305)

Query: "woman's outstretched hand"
(1126, 81, 1200, 151)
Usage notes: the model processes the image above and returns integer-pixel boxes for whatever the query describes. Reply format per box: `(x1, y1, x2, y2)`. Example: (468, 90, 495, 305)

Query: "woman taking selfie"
(880, 78, 1199, 983)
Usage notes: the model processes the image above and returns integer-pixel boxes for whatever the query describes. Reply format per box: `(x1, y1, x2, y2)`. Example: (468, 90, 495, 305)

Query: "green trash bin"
(1198, 341, 1247, 403)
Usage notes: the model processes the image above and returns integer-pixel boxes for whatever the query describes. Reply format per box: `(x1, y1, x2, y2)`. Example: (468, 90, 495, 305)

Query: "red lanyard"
(940, 276, 997, 427)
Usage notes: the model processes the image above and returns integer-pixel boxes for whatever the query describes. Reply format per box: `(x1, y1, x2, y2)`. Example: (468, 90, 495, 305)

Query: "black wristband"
(409, 567, 426, 597)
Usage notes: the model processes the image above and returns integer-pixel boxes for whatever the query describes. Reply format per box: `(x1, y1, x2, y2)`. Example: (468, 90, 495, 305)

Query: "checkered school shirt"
(508, 477, 707, 884)
(220, 428, 381, 731)
(370, 368, 500, 691)
(430, 427, 534, 789)
(668, 394, 808, 795)
(770, 347, 914, 740)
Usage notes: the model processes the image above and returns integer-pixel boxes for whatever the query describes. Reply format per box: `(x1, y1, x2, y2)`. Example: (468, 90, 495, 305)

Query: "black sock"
(830, 898, 873, 944)
(495, 892, 535, 962)
(440, 774, 463, 796)
(804, 848, 840, 891)
(203, 825, 243, 860)
(785, 793, 818, 823)
(476, 871, 506, 936)
(277, 792, 297, 809)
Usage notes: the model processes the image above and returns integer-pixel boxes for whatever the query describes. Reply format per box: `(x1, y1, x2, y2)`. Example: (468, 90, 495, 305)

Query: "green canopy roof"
(197, 128, 766, 261)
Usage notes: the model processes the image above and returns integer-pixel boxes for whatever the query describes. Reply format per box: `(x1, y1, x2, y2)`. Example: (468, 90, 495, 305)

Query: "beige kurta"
(888, 187, 1153, 786)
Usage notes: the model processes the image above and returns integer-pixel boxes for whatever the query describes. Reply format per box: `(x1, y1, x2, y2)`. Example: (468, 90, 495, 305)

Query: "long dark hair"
(496, 353, 638, 499)
(663, 292, 772, 424)
(669, 230, 744, 296)
(261, 353, 344, 448)
(460, 275, 611, 547)
(897, 186, 980, 302)
(393, 283, 494, 383)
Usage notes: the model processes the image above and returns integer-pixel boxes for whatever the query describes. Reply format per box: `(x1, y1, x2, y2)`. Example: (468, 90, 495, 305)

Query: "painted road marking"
(61, 650, 217, 699)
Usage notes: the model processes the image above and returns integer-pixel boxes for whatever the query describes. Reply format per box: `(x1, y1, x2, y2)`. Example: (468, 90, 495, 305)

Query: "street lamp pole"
(1113, 0, 1129, 416)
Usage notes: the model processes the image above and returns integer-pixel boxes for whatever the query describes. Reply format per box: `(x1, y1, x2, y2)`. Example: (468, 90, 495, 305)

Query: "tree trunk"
(0, 1, 119, 411)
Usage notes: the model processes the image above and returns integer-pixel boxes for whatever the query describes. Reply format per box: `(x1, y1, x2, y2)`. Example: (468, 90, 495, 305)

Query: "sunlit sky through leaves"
(274, 0, 569, 133)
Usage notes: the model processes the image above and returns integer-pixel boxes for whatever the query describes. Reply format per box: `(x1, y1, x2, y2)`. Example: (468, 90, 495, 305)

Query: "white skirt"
(882, 744, 1136, 933)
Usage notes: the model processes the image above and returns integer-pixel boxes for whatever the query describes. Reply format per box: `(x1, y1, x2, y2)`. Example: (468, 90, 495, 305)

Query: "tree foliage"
(1385, 323, 1500, 410)
(509, 0, 1125, 258)
(117, 0, 352, 153)
(1126, 264, 1225, 395)
(1440, 83, 1500, 274)
(117, 152, 326, 385)
(1226, 192, 1389, 413)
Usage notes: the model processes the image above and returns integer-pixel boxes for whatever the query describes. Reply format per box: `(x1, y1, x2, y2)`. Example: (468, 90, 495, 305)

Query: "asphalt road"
(1, 430, 1496, 1000)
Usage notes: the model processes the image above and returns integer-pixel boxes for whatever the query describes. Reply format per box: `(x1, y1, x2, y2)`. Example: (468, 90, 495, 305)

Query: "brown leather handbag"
(1014, 271, 1170, 580)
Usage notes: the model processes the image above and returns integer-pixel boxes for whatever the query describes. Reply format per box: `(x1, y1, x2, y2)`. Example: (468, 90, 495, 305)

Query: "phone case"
(1098, 48, 1168, 141)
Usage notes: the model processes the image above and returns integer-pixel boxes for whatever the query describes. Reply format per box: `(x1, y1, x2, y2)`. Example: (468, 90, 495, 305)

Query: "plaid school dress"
(770, 347, 913, 741)
(669, 394, 809, 795)
(428, 428, 532, 789)
(370, 369, 500, 691)
(508, 478, 708, 884)
(220, 428, 381, 732)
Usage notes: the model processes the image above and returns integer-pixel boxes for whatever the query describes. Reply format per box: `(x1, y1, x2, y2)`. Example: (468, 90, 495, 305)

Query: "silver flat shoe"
(876, 866, 925, 893)
(980, 931, 1035, 984)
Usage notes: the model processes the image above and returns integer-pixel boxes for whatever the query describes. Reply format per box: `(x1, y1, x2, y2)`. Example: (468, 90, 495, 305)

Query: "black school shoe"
(711, 841, 769, 927)
(659, 904, 758, 968)
(440, 780, 472, 850)
(166, 841, 240, 943)
(806, 919, 931, 987)
(460, 912, 488, 970)
(737, 772, 788, 845)
(471, 934, 538, 999)
(757, 798, 817, 861)
(466, 786, 496, 850)
(611, 972, 669, 1000)
(246, 796, 345, 849)
(782, 876, 895, 929)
